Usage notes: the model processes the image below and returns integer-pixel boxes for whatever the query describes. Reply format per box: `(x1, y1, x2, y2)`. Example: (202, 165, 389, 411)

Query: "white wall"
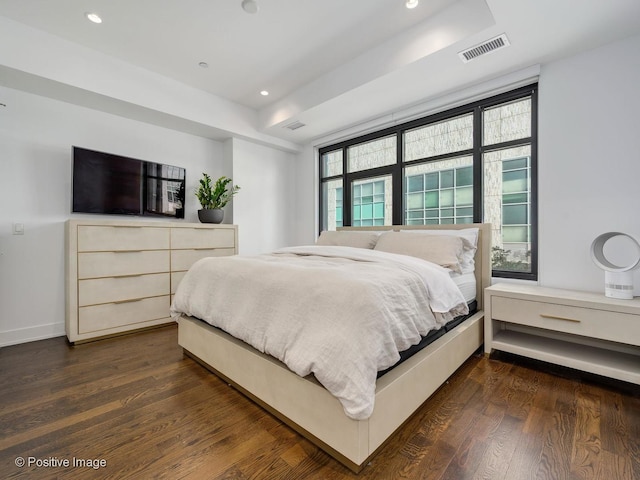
(231, 138, 297, 255)
(0, 85, 226, 346)
(538, 33, 640, 293)
(293, 143, 318, 247)
(0, 86, 304, 347)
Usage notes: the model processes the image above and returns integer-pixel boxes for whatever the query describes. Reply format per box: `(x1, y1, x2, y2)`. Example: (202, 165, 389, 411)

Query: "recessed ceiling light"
(260, 90, 269, 96)
(405, 0, 419, 9)
(198, 62, 209, 68)
(241, 0, 259, 14)
(85, 12, 102, 24)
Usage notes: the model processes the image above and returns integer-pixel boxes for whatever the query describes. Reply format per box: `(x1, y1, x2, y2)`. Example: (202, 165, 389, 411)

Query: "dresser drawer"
(78, 296, 171, 333)
(171, 271, 186, 294)
(171, 248, 235, 272)
(78, 251, 170, 279)
(78, 273, 170, 306)
(491, 296, 640, 347)
(171, 227, 235, 250)
(78, 225, 169, 252)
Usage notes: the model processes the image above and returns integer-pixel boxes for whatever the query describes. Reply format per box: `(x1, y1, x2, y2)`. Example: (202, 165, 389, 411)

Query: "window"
(348, 136, 396, 173)
(321, 178, 343, 231)
(405, 158, 473, 225)
(352, 177, 392, 226)
(319, 84, 537, 279)
(404, 114, 473, 161)
(335, 187, 343, 228)
(486, 154, 532, 273)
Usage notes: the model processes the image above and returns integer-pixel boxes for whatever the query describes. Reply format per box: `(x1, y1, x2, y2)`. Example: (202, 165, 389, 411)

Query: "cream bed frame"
(177, 223, 491, 472)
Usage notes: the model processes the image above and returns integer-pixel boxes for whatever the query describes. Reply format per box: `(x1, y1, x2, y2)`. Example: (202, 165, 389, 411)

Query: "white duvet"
(170, 245, 468, 420)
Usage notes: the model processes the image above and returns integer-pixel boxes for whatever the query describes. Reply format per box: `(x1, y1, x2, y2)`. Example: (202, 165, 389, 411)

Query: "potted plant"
(195, 173, 240, 223)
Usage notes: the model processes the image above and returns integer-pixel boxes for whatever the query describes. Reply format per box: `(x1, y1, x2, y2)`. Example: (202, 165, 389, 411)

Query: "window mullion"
(393, 130, 403, 225)
(529, 86, 539, 278)
(472, 106, 483, 223)
(343, 146, 351, 227)
(482, 137, 533, 153)
(404, 149, 475, 166)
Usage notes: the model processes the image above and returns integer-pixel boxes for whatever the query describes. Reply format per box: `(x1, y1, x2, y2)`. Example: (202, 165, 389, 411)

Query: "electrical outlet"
(12, 223, 24, 235)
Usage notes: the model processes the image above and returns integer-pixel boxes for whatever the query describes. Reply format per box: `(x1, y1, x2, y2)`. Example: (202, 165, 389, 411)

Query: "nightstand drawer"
(491, 296, 640, 347)
(78, 225, 169, 251)
(78, 250, 170, 279)
(78, 273, 170, 306)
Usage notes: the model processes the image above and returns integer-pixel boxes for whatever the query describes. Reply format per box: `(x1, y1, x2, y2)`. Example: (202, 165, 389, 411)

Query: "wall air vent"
(284, 121, 306, 131)
(458, 34, 510, 63)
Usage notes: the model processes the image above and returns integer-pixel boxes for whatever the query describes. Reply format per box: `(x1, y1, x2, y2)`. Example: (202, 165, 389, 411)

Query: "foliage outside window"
(319, 84, 537, 279)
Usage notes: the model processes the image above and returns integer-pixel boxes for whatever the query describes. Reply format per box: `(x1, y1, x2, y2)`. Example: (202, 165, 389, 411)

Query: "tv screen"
(72, 147, 185, 218)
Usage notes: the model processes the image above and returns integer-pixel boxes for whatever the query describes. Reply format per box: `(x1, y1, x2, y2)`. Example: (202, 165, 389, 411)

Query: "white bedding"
(450, 271, 477, 303)
(170, 245, 467, 420)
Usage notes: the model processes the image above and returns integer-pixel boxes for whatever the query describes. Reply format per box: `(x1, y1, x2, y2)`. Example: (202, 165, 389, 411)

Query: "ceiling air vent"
(458, 34, 510, 63)
(284, 120, 306, 131)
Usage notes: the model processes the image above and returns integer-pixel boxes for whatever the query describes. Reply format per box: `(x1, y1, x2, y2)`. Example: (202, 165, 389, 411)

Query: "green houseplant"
(195, 173, 240, 223)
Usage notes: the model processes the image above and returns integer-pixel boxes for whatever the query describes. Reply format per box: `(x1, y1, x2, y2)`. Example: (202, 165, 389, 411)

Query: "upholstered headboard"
(338, 223, 491, 310)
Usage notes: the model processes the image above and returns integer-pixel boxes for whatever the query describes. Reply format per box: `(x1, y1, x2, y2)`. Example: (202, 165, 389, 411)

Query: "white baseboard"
(0, 323, 65, 347)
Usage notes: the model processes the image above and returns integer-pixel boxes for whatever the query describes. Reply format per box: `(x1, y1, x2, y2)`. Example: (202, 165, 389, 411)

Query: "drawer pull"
(114, 250, 143, 253)
(194, 247, 215, 251)
(115, 274, 143, 279)
(540, 314, 581, 323)
(113, 298, 144, 305)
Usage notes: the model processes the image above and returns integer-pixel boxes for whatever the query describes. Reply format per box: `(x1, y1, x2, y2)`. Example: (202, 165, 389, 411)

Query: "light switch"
(13, 223, 24, 235)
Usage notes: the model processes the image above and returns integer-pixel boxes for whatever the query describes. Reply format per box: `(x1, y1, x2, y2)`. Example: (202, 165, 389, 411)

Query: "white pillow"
(316, 230, 382, 249)
(400, 228, 478, 274)
(374, 231, 465, 272)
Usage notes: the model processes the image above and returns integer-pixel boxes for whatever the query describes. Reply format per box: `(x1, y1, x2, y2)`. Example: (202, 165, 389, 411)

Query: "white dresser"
(66, 219, 237, 343)
(484, 283, 640, 384)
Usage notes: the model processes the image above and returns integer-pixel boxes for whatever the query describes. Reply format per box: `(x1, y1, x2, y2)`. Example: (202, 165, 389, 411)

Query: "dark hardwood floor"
(1, 324, 638, 479)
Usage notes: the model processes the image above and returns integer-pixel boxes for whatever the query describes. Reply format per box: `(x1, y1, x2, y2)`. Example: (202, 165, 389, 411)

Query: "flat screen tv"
(72, 146, 185, 218)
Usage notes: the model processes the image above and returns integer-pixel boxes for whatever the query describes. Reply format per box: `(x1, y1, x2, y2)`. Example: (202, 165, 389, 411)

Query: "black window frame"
(319, 83, 538, 280)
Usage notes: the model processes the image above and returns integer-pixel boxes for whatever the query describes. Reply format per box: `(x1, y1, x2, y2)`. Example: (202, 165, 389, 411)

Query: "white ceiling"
(0, 0, 460, 108)
(1, 0, 640, 146)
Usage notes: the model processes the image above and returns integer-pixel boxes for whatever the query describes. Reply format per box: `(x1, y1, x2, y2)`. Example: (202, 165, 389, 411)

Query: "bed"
(173, 223, 491, 472)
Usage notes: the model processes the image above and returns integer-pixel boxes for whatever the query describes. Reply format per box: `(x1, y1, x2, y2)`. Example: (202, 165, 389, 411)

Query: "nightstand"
(484, 283, 640, 384)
